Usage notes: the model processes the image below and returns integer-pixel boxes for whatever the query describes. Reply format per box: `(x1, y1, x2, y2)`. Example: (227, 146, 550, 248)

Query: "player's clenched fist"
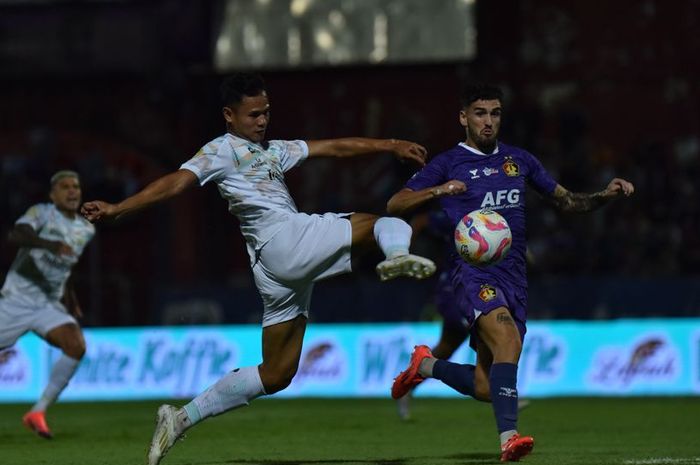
(603, 178, 635, 198)
(80, 201, 117, 222)
(432, 179, 466, 197)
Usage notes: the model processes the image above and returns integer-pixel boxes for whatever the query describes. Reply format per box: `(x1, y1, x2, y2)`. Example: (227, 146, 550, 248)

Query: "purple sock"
(432, 360, 476, 397)
(490, 362, 518, 433)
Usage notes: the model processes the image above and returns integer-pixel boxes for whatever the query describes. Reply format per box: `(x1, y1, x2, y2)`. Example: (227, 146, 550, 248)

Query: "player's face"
(460, 99, 502, 153)
(50, 177, 82, 214)
(223, 92, 271, 143)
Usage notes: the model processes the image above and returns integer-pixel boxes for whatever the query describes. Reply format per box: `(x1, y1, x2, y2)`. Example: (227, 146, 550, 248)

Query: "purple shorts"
(450, 268, 528, 350)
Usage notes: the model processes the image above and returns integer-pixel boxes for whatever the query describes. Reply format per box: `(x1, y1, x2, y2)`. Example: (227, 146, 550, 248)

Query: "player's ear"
(222, 106, 234, 124)
(459, 110, 468, 128)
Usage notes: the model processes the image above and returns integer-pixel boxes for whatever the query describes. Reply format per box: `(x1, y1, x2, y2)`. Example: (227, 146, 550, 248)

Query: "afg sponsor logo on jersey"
(586, 335, 680, 390)
(480, 189, 521, 209)
(0, 348, 28, 386)
(292, 339, 348, 386)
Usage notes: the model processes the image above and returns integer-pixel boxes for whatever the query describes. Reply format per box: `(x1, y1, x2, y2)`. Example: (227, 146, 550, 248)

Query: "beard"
(469, 131, 498, 154)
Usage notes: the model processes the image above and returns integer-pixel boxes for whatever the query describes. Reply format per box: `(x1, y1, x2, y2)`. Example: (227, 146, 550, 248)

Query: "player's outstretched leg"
(372, 217, 435, 281)
(146, 365, 266, 464)
(23, 325, 83, 439)
(376, 254, 436, 281)
(147, 405, 185, 465)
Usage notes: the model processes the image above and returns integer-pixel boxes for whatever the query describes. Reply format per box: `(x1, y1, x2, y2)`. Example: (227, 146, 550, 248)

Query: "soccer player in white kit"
(0, 170, 95, 439)
(80, 72, 437, 465)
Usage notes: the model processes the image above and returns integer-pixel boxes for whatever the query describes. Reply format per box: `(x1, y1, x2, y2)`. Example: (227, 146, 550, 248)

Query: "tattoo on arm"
(496, 311, 515, 326)
(551, 186, 607, 213)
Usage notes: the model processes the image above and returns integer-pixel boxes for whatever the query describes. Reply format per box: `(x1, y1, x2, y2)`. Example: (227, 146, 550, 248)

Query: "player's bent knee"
(259, 365, 298, 394)
(62, 339, 86, 359)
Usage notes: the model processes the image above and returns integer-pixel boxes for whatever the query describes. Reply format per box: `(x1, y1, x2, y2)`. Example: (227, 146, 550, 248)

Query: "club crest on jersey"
(502, 156, 520, 177)
(478, 284, 497, 302)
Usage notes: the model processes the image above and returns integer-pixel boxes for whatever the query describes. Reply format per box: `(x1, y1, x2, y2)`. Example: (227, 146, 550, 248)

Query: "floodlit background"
(1, 0, 698, 328)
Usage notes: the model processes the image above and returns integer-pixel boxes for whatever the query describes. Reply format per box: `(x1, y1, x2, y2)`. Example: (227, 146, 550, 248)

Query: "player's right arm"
(387, 180, 466, 216)
(81, 169, 198, 222)
(7, 224, 74, 256)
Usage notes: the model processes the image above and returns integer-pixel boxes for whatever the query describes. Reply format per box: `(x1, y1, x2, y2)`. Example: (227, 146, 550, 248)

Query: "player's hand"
(432, 180, 466, 197)
(390, 139, 428, 166)
(81, 200, 118, 223)
(603, 178, 634, 198)
(49, 241, 75, 257)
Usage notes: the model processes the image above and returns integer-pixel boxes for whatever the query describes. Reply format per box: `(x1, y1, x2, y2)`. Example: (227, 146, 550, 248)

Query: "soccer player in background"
(0, 170, 95, 439)
(387, 83, 634, 461)
(81, 72, 437, 465)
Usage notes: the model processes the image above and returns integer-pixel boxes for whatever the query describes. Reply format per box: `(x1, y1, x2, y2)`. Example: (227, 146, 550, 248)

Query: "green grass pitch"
(1, 397, 698, 465)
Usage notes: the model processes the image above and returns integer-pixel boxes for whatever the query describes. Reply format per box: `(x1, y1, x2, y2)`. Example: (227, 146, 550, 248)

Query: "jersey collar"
(459, 141, 499, 156)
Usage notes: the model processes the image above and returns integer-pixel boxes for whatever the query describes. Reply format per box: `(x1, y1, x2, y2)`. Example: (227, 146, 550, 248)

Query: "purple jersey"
(406, 142, 557, 290)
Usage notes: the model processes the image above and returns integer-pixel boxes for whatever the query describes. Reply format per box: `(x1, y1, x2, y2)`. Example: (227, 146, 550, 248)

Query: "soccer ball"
(454, 209, 512, 266)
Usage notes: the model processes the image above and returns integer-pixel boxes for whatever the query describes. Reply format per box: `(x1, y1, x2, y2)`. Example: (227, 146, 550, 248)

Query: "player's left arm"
(549, 178, 635, 212)
(306, 138, 427, 166)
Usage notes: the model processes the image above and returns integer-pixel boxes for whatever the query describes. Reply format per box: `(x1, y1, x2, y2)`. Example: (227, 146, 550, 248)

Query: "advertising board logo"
(295, 340, 346, 384)
(519, 332, 566, 389)
(0, 348, 27, 385)
(53, 332, 239, 397)
(137, 335, 237, 396)
(360, 332, 415, 390)
(588, 335, 679, 390)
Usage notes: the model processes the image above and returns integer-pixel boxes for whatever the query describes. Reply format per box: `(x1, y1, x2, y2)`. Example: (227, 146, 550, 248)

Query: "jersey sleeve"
(15, 203, 48, 231)
(270, 140, 309, 172)
(525, 152, 558, 196)
(405, 154, 448, 191)
(180, 140, 230, 186)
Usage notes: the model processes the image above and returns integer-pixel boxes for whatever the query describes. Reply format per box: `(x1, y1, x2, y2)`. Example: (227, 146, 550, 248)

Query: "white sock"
(182, 366, 266, 428)
(32, 354, 80, 412)
(500, 429, 518, 446)
(373, 217, 412, 259)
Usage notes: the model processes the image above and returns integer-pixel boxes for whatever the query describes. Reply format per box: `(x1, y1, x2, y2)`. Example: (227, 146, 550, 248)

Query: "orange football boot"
(391, 345, 433, 399)
(500, 433, 534, 461)
(23, 411, 53, 439)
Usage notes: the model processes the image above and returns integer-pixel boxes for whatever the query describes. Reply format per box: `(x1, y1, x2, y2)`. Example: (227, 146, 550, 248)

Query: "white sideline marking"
(623, 458, 700, 465)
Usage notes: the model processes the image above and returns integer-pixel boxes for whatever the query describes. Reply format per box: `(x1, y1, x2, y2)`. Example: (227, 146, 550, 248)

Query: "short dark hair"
(460, 83, 503, 108)
(220, 72, 267, 107)
(50, 170, 79, 187)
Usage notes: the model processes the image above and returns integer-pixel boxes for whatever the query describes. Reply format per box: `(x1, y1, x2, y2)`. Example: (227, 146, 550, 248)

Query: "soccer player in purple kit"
(388, 83, 634, 461)
(395, 209, 531, 421)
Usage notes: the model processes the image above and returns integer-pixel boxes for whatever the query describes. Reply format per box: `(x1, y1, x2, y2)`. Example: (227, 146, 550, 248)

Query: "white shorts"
(0, 294, 77, 348)
(251, 212, 353, 327)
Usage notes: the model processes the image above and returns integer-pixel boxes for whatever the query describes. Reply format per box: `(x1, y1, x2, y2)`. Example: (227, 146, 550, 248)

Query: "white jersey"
(180, 133, 308, 250)
(1, 203, 95, 305)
